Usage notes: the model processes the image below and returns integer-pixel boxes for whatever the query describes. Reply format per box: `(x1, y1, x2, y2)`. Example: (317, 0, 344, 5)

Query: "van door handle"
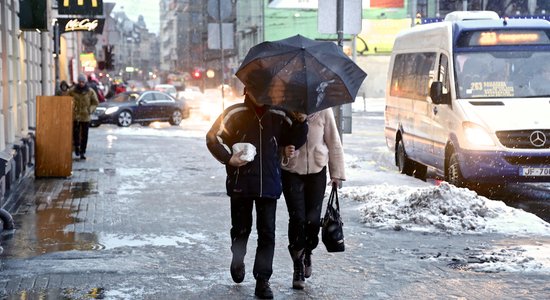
(433, 106, 438, 115)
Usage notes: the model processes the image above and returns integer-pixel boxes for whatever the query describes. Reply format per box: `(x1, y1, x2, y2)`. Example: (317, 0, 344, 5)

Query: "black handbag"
(321, 185, 345, 252)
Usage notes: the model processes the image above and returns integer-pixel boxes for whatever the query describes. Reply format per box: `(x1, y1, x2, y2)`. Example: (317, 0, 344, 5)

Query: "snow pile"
(342, 182, 550, 236)
(441, 243, 550, 274)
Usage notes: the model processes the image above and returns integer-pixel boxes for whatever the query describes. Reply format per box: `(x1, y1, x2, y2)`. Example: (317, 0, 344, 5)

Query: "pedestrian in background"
(55, 80, 70, 96)
(68, 74, 99, 160)
(281, 107, 345, 289)
(87, 73, 105, 103)
(206, 90, 308, 299)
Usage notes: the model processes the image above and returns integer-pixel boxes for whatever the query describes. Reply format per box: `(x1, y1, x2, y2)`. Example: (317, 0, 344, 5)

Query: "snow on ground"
(341, 182, 550, 236)
(340, 182, 550, 273)
(96, 99, 550, 274)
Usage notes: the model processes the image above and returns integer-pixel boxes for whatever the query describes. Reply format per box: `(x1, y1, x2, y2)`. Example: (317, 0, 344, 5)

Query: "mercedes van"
(384, 11, 550, 187)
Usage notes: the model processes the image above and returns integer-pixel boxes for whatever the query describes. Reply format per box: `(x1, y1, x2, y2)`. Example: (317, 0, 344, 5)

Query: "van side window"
(390, 52, 436, 100)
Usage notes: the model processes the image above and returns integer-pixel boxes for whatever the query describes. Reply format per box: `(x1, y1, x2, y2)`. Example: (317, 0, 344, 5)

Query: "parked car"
(90, 91, 189, 127)
(154, 84, 177, 98)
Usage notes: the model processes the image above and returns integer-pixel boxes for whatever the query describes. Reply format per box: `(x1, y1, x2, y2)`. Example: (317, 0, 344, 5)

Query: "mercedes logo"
(529, 131, 547, 147)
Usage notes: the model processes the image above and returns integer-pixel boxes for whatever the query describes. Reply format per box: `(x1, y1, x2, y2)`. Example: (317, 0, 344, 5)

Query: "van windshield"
(455, 51, 550, 99)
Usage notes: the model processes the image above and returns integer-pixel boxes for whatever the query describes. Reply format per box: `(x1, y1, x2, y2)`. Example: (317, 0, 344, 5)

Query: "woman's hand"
(329, 178, 343, 189)
(228, 151, 248, 167)
(284, 145, 296, 158)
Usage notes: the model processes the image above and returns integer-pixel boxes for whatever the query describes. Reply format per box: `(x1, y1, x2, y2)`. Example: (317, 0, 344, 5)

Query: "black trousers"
(73, 121, 90, 154)
(230, 196, 277, 281)
(282, 167, 327, 252)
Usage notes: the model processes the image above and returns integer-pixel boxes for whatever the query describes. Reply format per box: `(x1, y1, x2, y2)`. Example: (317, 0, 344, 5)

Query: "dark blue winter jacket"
(206, 97, 308, 199)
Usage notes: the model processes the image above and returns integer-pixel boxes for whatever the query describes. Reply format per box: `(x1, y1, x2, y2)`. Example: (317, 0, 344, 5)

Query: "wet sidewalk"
(1, 117, 549, 299)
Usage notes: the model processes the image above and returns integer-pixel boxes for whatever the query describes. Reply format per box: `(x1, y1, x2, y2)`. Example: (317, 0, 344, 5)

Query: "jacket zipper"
(258, 116, 263, 197)
(235, 134, 246, 188)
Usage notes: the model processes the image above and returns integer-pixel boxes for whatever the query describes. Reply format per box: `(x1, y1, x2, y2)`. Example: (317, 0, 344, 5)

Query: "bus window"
(453, 52, 550, 99)
(390, 52, 436, 100)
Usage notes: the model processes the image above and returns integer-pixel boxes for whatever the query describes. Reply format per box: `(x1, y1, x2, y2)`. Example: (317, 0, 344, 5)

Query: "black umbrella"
(235, 35, 367, 114)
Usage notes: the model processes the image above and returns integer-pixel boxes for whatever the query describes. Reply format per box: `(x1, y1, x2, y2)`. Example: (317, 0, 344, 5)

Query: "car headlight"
(463, 122, 495, 146)
(105, 107, 119, 115)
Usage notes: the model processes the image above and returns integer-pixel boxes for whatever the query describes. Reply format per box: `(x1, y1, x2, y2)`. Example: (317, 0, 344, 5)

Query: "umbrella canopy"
(235, 35, 367, 114)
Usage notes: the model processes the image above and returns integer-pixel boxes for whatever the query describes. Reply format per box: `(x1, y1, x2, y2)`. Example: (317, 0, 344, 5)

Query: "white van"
(384, 11, 550, 188)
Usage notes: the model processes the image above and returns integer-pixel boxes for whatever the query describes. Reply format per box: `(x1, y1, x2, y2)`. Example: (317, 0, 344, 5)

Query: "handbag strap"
(327, 184, 340, 212)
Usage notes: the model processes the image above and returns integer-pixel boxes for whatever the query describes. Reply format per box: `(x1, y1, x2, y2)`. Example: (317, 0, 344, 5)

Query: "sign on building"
(58, 0, 103, 16)
(20, 0, 48, 31)
(58, 18, 105, 34)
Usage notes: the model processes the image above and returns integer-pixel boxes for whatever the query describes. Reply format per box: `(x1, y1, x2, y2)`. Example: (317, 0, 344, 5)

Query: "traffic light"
(104, 45, 115, 70)
(192, 69, 202, 79)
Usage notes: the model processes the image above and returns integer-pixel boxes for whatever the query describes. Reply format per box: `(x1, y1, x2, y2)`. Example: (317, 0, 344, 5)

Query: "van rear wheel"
(447, 152, 467, 187)
(396, 139, 415, 176)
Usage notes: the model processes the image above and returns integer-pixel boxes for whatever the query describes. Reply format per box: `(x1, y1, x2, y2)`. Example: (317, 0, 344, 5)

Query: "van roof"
(453, 18, 550, 30)
(393, 17, 550, 52)
(444, 11, 500, 22)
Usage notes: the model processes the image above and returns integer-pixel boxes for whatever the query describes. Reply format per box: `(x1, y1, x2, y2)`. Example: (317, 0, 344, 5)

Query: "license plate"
(520, 167, 550, 176)
(91, 115, 98, 120)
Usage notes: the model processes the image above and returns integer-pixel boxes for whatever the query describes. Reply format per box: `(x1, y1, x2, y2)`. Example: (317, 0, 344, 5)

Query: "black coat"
(206, 97, 308, 199)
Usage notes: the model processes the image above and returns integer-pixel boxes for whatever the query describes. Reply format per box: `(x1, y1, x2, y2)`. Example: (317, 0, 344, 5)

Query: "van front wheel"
(447, 153, 467, 187)
(397, 139, 415, 176)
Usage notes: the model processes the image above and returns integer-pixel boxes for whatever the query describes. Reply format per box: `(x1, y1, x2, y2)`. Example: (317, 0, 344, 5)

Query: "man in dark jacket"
(206, 91, 307, 299)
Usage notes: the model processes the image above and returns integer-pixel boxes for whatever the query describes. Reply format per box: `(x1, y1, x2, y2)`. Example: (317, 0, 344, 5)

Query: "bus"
(384, 11, 550, 188)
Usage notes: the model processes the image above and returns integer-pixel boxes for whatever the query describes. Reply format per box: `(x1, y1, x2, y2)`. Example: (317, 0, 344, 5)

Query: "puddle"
(1, 181, 101, 258)
(4, 288, 106, 300)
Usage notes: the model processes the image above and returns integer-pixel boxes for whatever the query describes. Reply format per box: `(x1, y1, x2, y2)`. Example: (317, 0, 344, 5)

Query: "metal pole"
(336, 0, 344, 142)
(218, 0, 225, 109)
(54, 21, 60, 91)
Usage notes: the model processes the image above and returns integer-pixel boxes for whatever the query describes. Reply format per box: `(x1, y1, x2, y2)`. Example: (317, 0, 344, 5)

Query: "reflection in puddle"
(2, 180, 101, 258)
(5, 288, 106, 300)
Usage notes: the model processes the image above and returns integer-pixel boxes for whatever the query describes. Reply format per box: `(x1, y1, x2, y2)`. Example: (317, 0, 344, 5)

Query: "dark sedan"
(90, 91, 189, 127)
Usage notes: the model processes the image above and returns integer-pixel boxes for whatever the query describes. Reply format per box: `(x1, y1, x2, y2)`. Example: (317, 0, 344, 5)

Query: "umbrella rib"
(269, 51, 304, 84)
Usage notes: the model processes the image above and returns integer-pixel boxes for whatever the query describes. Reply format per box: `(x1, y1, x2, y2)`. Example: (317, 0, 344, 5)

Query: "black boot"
(289, 248, 305, 289)
(230, 255, 245, 283)
(304, 249, 312, 278)
(255, 279, 273, 299)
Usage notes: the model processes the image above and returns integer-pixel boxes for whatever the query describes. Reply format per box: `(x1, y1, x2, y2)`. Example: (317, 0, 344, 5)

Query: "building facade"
(1, 0, 55, 207)
(158, 0, 257, 91)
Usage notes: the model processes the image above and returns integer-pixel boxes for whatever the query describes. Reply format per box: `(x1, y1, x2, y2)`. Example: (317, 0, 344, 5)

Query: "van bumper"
(457, 149, 550, 183)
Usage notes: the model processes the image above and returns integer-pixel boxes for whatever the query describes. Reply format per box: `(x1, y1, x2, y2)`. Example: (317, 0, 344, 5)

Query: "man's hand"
(228, 151, 249, 167)
(290, 111, 307, 122)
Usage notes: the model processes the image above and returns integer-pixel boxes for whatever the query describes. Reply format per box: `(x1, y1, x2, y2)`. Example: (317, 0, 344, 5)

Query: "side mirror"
(430, 81, 445, 104)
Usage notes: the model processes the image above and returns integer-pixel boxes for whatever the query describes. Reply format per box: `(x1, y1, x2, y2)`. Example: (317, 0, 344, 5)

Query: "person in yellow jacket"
(68, 74, 99, 160)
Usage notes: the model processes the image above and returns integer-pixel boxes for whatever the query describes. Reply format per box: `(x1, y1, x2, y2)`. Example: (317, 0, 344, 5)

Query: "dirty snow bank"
(341, 182, 550, 236)
(341, 182, 550, 273)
